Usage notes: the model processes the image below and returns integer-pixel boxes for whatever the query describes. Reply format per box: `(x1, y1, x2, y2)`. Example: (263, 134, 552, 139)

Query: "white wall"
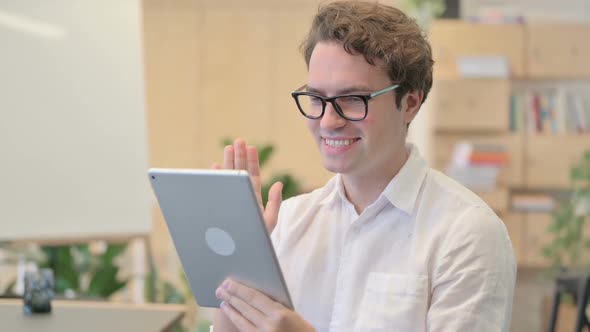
(0, 1, 151, 241)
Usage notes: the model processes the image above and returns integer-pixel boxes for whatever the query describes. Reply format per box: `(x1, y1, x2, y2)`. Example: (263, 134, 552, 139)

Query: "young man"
(213, 1, 516, 331)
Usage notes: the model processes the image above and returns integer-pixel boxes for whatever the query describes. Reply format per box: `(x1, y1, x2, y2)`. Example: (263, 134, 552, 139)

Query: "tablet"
(148, 168, 292, 309)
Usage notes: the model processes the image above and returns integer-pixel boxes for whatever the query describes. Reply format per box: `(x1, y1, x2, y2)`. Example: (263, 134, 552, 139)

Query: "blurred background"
(1, 0, 589, 331)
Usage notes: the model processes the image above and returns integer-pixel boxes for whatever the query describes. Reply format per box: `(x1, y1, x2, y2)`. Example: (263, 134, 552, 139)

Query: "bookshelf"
(429, 20, 590, 267)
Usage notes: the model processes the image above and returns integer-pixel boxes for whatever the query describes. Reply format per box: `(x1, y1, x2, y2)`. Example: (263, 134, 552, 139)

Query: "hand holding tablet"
(148, 167, 292, 308)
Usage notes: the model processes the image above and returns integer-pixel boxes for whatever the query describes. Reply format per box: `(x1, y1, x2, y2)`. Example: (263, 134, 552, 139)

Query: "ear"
(401, 90, 424, 125)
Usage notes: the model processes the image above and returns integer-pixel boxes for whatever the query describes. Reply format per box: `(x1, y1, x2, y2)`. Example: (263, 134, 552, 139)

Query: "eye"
(309, 96, 323, 105)
(338, 96, 364, 105)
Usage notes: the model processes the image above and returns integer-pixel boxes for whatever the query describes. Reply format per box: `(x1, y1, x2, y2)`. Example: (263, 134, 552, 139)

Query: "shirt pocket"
(354, 273, 429, 332)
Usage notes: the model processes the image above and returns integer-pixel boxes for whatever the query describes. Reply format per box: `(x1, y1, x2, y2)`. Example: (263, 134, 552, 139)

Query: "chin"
(323, 165, 340, 174)
(321, 158, 354, 175)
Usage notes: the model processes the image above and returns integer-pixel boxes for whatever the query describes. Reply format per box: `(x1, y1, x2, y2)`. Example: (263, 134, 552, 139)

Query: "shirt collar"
(318, 144, 428, 216)
(382, 144, 428, 216)
(318, 174, 346, 206)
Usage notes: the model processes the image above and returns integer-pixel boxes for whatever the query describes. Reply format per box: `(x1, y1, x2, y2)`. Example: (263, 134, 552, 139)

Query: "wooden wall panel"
(195, 8, 275, 168)
(143, 0, 201, 168)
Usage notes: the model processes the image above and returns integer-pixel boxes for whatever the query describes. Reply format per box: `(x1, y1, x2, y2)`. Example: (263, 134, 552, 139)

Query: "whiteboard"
(0, 1, 152, 241)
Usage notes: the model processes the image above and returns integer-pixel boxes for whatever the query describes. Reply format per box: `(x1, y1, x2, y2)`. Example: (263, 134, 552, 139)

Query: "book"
(511, 194, 556, 212)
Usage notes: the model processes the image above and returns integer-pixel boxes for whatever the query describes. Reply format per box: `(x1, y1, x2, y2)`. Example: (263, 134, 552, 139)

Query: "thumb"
(263, 182, 283, 233)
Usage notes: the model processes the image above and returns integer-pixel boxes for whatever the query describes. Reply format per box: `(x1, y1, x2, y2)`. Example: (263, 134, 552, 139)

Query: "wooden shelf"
(524, 134, 590, 189)
(526, 24, 590, 78)
(430, 19, 590, 268)
(429, 20, 526, 79)
(432, 79, 511, 131)
(433, 133, 524, 187)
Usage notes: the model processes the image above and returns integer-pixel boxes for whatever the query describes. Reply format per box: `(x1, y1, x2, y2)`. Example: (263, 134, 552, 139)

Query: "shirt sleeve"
(270, 196, 293, 251)
(426, 206, 517, 332)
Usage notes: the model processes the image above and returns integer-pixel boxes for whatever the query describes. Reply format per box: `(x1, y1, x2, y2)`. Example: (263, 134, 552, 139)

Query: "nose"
(320, 102, 347, 131)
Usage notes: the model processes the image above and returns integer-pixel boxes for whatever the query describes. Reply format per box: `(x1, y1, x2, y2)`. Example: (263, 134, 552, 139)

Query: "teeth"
(324, 138, 355, 147)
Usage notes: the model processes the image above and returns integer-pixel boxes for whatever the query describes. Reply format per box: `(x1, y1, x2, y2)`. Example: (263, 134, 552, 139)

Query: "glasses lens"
(296, 95, 324, 118)
(334, 96, 367, 120)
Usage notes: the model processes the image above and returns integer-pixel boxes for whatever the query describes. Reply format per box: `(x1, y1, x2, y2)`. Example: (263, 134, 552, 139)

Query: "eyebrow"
(305, 85, 374, 96)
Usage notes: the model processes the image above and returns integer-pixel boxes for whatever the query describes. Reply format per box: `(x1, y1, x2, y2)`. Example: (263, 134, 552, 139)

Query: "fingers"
(246, 146, 263, 207)
(223, 145, 234, 169)
(219, 301, 257, 332)
(264, 182, 283, 233)
(246, 146, 261, 178)
(234, 139, 247, 170)
(223, 138, 250, 171)
(220, 139, 268, 215)
(218, 279, 281, 314)
(217, 288, 266, 330)
(211, 162, 221, 170)
(217, 279, 312, 332)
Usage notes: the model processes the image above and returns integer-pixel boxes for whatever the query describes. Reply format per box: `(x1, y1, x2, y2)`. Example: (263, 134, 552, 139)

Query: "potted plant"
(543, 151, 590, 272)
(1, 242, 129, 300)
(541, 150, 590, 331)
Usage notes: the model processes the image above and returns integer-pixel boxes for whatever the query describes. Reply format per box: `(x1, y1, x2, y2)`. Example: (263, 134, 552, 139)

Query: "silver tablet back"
(148, 168, 292, 308)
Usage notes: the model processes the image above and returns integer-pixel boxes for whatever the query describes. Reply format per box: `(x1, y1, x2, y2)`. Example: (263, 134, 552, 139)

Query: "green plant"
(0, 242, 128, 301)
(0, 242, 46, 296)
(144, 268, 187, 304)
(542, 150, 590, 274)
(403, 0, 445, 15)
(38, 243, 128, 298)
(402, 0, 446, 29)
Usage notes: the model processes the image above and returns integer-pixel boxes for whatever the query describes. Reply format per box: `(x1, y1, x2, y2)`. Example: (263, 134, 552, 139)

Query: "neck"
(341, 147, 409, 214)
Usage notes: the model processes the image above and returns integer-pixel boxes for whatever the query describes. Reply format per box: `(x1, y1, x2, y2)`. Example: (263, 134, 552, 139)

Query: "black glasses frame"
(290, 84, 400, 121)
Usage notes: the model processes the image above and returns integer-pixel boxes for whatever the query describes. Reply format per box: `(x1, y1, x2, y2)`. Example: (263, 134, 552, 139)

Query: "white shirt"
(271, 144, 516, 332)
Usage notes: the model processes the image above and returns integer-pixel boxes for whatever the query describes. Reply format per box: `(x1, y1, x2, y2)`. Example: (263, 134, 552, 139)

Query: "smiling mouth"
(323, 138, 361, 147)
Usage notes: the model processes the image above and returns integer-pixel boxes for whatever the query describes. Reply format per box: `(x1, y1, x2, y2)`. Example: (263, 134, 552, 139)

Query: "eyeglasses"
(290, 84, 400, 121)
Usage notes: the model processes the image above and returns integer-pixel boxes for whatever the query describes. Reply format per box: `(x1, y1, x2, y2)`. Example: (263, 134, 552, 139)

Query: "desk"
(0, 299, 186, 332)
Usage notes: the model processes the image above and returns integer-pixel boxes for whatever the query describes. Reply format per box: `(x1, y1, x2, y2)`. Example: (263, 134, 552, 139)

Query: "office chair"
(548, 272, 590, 332)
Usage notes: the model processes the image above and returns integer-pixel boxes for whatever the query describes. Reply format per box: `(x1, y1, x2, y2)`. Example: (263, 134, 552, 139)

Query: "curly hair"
(301, 0, 434, 107)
